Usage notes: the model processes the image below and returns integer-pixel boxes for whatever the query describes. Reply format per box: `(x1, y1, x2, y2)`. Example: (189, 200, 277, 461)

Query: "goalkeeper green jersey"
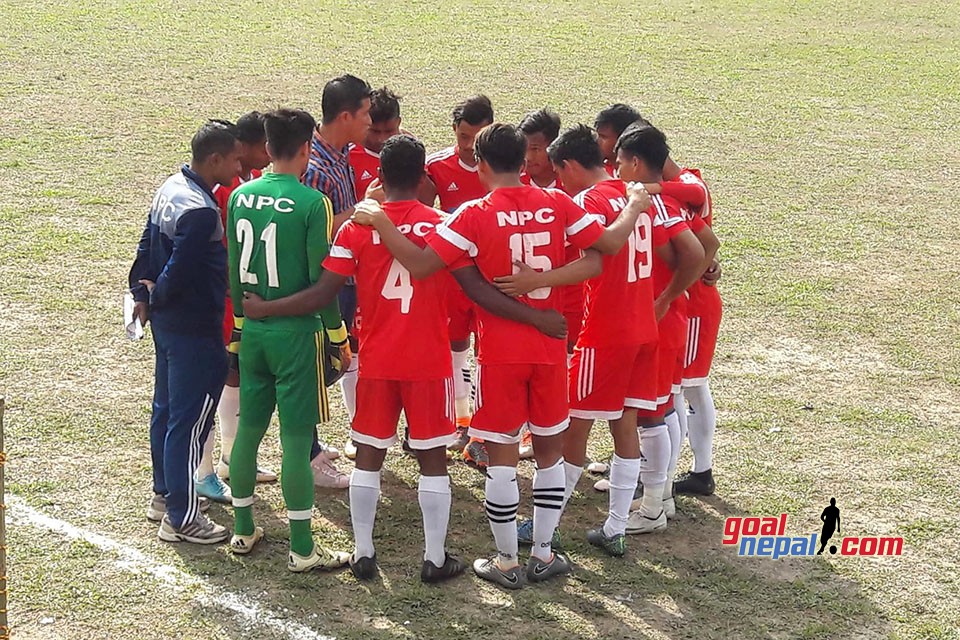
(227, 172, 341, 332)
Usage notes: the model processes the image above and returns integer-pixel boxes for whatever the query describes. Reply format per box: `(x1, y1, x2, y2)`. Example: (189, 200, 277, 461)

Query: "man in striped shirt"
(303, 74, 373, 486)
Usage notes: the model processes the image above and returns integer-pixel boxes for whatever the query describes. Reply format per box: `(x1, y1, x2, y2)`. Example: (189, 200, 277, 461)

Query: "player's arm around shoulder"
(587, 183, 651, 255)
(351, 200, 446, 279)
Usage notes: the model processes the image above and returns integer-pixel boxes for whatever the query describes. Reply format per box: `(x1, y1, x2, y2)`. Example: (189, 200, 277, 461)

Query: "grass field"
(2, 0, 959, 638)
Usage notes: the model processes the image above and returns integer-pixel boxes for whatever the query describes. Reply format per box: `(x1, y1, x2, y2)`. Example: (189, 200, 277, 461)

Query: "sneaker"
(463, 438, 488, 468)
(311, 456, 349, 489)
(316, 442, 341, 461)
(516, 518, 563, 550)
(518, 429, 534, 460)
(229, 526, 264, 555)
(525, 552, 573, 583)
(421, 554, 466, 584)
(288, 544, 350, 573)
(472, 556, 524, 590)
(146, 494, 209, 522)
(631, 484, 675, 519)
(216, 458, 278, 483)
(349, 553, 378, 581)
(448, 426, 470, 452)
(593, 478, 610, 492)
(625, 509, 668, 535)
(586, 526, 627, 557)
(673, 469, 715, 496)
(343, 440, 358, 460)
(195, 472, 233, 504)
(586, 460, 609, 474)
(158, 513, 229, 544)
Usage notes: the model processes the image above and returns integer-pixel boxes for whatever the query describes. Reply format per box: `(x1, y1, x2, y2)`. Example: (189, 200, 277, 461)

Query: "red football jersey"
(661, 167, 712, 226)
(324, 200, 453, 380)
(348, 144, 380, 202)
(425, 146, 487, 212)
(650, 194, 693, 349)
(574, 180, 658, 348)
(428, 185, 605, 365)
(213, 170, 263, 235)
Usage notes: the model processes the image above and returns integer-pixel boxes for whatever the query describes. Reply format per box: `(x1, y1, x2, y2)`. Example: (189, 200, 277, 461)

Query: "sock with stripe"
(278, 424, 318, 556)
(418, 475, 451, 566)
(452, 349, 472, 421)
(349, 469, 381, 559)
(560, 460, 584, 516)
(639, 424, 670, 518)
(603, 454, 642, 537)
(485, 465, 520, 567)
(686, 383, 717, 472)
(532, 458, 565, 561)
(228, 404, 271, 537)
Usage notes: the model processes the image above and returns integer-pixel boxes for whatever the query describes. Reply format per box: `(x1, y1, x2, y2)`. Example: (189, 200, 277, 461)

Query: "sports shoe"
(216, 458, 278, 483)
(663, 496, 676, 520)
(311, 456, 349, 489)
(421, 554, 466, 584)
(195, 472, 233, 504)
(518, 429, 534, 460)
(349, 553, 378, 581)
(472, 556, 523, 590)
(625, 509, 668, 535)
(448, 426, 470, 452)
(586, 461, 609, 474)
(631, 484, 675, 519)
(343, 440, 358, 460)
(673, 469, 715, 496)
(525, 552, 572, 583)
(146, 494, 210, 522)
(586, 526, 627, 557)
(593, 478, 610, 492)
(516, 518, 563, 550)
(316, 442, 341, 461)
(229, 526, 264, 555)
(288, 544, 350, 572)
(463, 438, 488, 468)
(158, 513, 229, 544)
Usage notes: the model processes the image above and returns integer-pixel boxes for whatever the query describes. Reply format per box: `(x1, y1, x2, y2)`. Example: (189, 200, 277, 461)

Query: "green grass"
(2, 0, 959, 638)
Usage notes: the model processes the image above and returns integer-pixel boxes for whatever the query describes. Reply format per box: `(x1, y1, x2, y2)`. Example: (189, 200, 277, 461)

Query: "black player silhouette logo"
(816, 497, 841, 555)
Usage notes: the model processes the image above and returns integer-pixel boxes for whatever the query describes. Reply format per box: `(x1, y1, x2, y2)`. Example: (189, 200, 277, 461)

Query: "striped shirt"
(303, 128, 357, 216)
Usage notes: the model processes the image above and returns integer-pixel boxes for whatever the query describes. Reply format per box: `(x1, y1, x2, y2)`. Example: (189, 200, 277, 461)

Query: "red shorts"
(471, 362, 569, 444)
(683, 284, 722, 387)
(222, 296, 234, 345)
(563, 307, 584, 352)
(569, 343, 658, 419)
(351, 377, 457, 450)
(447, 287, 475, 343)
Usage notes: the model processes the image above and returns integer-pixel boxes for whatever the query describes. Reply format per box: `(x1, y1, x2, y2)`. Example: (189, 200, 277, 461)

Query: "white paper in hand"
(124, 291, 144, 340)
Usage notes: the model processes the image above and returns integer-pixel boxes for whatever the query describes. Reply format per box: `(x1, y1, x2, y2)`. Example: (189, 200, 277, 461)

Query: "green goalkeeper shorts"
(238, 324, 331, 430)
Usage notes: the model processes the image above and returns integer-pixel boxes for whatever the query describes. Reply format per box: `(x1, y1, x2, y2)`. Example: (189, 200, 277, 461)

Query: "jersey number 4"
(381, 259, 413, 313)
(236, 219, 279, 287)
(509, 232, 553, 300)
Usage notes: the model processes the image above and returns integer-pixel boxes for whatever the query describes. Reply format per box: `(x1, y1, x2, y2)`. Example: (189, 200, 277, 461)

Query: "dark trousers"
(150, 326, 227, 528)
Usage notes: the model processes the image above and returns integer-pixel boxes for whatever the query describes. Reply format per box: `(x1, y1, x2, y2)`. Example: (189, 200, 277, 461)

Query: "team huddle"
(129, 74, 723, 590)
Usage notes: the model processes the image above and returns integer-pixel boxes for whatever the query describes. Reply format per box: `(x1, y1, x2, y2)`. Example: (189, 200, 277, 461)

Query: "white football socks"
(686, 383, 717, 472)
(349, 469, 381, 558)
(418, 475, 451, 566)
(452, 349, 471, 421)
(197, 426, 216, 478)
(674, 391, 689, 446)
(560, 460, 584, 515)
(217, 384, 239, 462)
(485, 465, 520, 567)
(339, 355, 359, 421)
(532, 459, 565, 561)
(664, 410, 682, 487)
(604, 454, 642, 537)
(639, 424, 670, 517)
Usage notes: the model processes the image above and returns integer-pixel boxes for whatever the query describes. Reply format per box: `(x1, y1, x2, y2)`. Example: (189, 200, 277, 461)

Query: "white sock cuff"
(486, 465, 517, 482)
(232, 495, 254, 508)
(351, 469, 381, 490)
(452, 348, 470, 368)
(536, 457, 564, 474)
(641, 423, 668, 437)
(287, 508, 313, 521)
(418, 475, 451, 494)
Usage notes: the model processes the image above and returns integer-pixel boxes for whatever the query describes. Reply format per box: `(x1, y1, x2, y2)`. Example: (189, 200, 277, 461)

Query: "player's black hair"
(518, 108, 561, 143)
(379, 134, 425, 191)
(452, 95, 494, 127)
(594, 103, 651, 137)
(370, 87, 402, 123)
(546, 124, 604, 169)
(191, 120, 239, 163)
(615, 123, 670, 172)
(263, 109, 317, 160)
(474, 123, 526, 173)
(235, 111, 266, 144)
(321, 74, 373, 124)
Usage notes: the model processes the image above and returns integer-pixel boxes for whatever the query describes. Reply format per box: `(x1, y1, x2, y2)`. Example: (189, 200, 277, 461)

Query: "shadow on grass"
(166, 461, 889, 640)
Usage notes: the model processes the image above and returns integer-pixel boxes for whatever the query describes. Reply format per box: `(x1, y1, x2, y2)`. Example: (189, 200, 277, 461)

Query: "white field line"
(9, 496, 335, 640)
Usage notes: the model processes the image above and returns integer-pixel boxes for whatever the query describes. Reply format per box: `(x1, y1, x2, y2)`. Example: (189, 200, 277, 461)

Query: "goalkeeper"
(226, 108, 351, 571)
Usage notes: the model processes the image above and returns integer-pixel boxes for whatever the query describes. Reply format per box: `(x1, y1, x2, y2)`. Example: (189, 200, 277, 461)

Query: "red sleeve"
(214, 185, 230, 227)
(428, 204, 475, 266)
(557, 191, 604, 249)
(322, 222, 360, 277)
(686, 214, 707, 234)
(660, 179, 706, 209)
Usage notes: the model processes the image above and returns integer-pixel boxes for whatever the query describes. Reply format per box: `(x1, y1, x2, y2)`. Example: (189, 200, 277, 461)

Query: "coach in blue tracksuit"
(129, 121, 241, 544)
